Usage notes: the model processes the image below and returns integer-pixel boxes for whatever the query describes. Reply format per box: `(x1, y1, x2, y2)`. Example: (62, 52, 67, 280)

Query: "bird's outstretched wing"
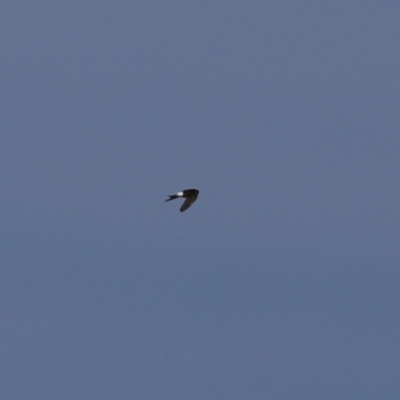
(180, 196, 197, 212)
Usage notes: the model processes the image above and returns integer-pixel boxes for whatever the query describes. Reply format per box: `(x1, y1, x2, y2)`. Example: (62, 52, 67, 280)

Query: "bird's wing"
(180, 196, 196, 212)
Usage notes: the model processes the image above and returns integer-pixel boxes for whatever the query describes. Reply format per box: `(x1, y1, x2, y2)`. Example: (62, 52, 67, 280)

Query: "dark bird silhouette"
(165, 188, 200, 212)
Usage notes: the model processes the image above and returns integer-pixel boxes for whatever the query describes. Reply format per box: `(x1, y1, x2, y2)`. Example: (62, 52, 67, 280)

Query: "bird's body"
(165, 188, 199, 212)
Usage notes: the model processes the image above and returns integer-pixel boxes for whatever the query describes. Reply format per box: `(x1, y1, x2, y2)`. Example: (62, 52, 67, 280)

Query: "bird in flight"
(165, 188, 200, 212)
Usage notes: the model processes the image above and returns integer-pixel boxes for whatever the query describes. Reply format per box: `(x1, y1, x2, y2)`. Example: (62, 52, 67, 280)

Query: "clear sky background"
(2, 1, 400, 399)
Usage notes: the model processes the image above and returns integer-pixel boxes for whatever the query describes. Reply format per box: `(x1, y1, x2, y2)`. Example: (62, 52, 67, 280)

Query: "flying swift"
(165, 188, 200, 212)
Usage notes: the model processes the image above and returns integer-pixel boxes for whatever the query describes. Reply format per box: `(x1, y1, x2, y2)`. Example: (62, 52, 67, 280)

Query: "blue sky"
(2, 1, 400, 399)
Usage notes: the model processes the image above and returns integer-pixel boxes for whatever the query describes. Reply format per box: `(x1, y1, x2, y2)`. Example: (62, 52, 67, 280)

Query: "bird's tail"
(165, 195, 179, 202)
